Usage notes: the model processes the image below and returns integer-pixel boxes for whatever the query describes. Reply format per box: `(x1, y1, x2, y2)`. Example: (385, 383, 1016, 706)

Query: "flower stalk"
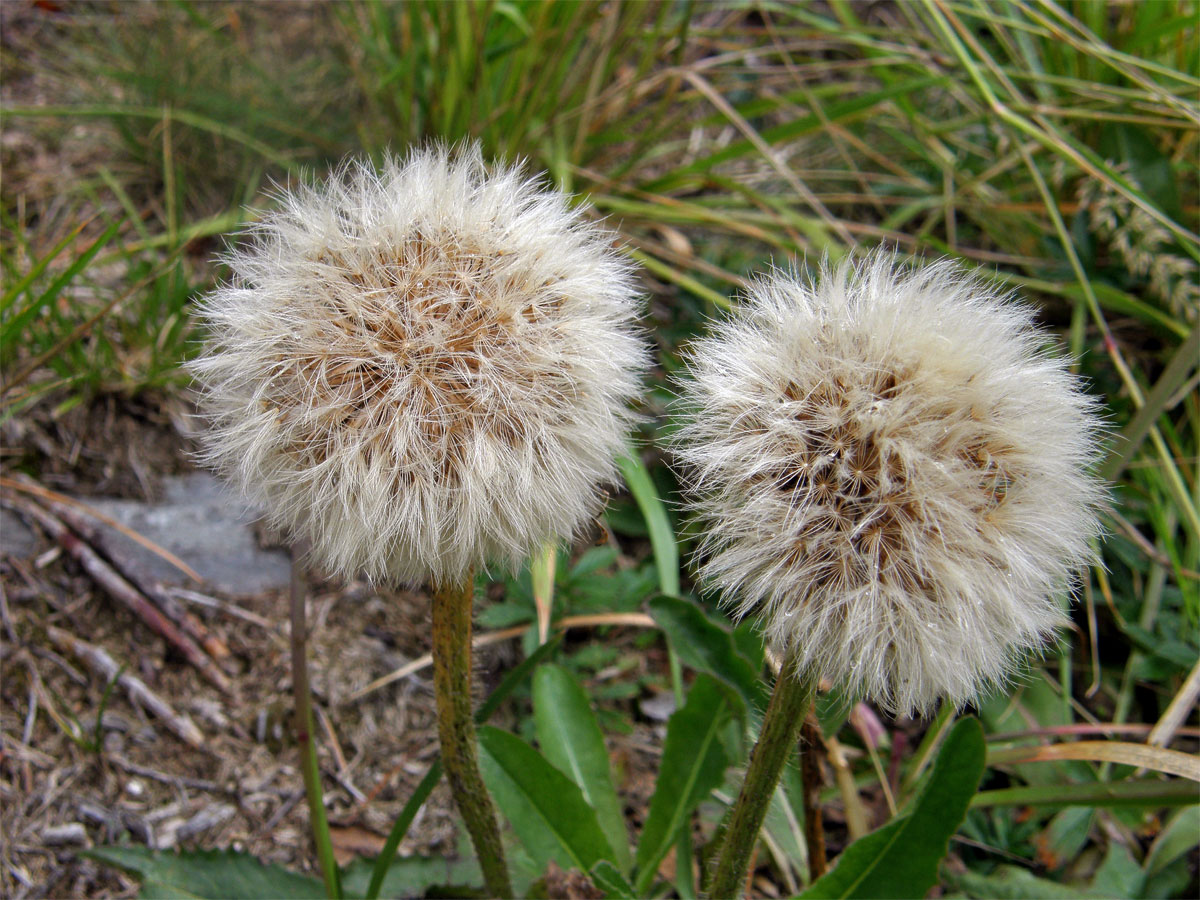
(431, 575, 513, 899)
(708, 669, 818, 900)
(290, 550, 341, 899)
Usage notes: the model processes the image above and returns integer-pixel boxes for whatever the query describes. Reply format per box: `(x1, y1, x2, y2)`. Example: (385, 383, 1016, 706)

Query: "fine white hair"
(191, 144, 647, 586)
(673, 252, 1105, 716)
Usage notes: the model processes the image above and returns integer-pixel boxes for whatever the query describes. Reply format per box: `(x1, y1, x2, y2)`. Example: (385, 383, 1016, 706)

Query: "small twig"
(1148, 656, 1200, 749)
(3, 495, 231, 693)
(37, 496, 232, 666)
(2, 475, 202, 581)
(316, 706, 365, 803)
(5, 476, 231, 666)
(799, 715, 828, 881)
(991, 722, 1200, 742)
(0, 581, 18, 644)
(108, 756, 221, 792)
(167, 587, 275, 631)
(263, 790, 306, 833)
(1104, 505, 1200, 580)
(45, 625, 204, 749)
(825, 735, 870, 841)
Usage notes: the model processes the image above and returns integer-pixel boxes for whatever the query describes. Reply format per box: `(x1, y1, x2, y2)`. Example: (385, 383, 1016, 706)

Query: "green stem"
(290, 552, 341, 899)
(708, 669, 817, 900)
(431, 576, 513, 899)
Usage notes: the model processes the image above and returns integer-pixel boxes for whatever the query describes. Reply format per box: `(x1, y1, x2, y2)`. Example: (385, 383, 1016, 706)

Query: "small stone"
(102, 731, 124, 755)
(133, 726, 159, 745)
(0, 508, 38, 558)
(78, 473, 291, 595)
(638, 690, 677, 722)
(176, 804, 235, 841)
(43, 823, 88, 846)
(78, 802, 125, 840)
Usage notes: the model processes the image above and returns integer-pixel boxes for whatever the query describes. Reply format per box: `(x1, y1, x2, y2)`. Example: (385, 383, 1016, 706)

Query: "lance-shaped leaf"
(634, 675, 732, 894)
(478, 726, 615, 877)
(649, 595, 766, 716)
(83, 847, 326, 899)
(801, 716, 986, 899)
(534, 664, 632, 874)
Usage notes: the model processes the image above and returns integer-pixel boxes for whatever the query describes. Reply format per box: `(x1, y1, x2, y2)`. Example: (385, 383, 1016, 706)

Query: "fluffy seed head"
(190, 145, 646, 586)
(673, 253, 1105, 716)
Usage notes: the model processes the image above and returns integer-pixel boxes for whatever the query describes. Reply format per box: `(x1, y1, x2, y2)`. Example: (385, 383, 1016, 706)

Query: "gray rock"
(83, 473, 290, 596)
(42, 822, 88, 846)
(0, 508, 39, 558)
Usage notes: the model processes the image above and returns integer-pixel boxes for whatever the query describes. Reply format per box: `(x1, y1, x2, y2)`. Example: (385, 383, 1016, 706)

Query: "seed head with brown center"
(673, 254, 1105, 715)
(190, 145, 646, 586)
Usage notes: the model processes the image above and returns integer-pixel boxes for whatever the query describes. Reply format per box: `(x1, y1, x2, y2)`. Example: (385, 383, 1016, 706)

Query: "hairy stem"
(290, 550, 341, 899)
(709, 669, 817, 900)
(431, 576, 513, 899)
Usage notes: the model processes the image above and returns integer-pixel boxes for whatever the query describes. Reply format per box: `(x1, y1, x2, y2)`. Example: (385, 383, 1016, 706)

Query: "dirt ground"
(0, 397, 682, 899)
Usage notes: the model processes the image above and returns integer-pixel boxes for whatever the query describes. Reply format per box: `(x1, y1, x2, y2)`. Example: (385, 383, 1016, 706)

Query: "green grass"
(2, 0, 1196, 895)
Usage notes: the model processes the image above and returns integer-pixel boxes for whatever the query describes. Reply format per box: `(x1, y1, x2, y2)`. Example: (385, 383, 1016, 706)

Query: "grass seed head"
(673, 252, 1105, 716)
(190, 144, 646, 586)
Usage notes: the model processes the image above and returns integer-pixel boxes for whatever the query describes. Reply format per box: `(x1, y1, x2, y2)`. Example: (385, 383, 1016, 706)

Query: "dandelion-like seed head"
(190, 145, 646, 586)
(673, 253, 1105, 716)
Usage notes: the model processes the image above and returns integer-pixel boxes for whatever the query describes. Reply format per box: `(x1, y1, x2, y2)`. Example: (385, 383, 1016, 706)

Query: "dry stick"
(709, 670, 818, 900)
(826, 734, 871, 840)
(432, 576, 513, 899)
(1148, 655, 1200, 749)
(45, 625, 204, 748)
(799, 715, 828, 881)
(4, 495, 232, 694)
(2, 475, 202, 581)
(290, 552, 341, 899)
(24, 487, 233, 667)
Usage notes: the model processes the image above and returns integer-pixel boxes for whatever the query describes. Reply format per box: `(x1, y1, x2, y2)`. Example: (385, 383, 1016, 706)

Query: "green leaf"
(616, 450, 679, 598)
(477, 726, 615, 876)
(800, 717, 987, 899)
(945, 864, 1114, 899)
(533, 664, 631, 874)
(340, 854, 481, 899)
(1037, 808, 1095, 872)
(648, 595, 766, 716)
(365, 636, 563, 900)
(0, 219, 122, 361)
(948, 843, 1146, 899)
(970, 779, 1200, 809)
(1091, 843, 1145, 899)
(83, 847, 325, 899)
(589, 860, 636, 900)
(1144, 806, 1200, 877)
(476, 634, 565, 724)
(634, 675, 732, 895)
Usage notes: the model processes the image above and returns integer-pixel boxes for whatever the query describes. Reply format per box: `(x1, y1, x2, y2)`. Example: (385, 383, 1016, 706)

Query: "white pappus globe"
(190, 145, 646, 587)
(673, 253, 1105, 716)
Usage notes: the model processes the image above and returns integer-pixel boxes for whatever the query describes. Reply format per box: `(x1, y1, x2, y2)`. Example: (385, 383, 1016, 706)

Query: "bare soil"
(0, 404, 671, 897)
